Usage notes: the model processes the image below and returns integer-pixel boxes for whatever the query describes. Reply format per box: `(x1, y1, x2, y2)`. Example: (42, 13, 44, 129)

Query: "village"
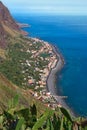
(1, 35, 65, 110)
(20, 37, 58, 90)
(20, 37, 65, 110)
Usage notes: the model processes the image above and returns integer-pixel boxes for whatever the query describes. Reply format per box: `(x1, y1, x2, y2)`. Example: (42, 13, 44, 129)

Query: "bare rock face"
(0, 1, 19, 30)
(0, 1, 20, 49)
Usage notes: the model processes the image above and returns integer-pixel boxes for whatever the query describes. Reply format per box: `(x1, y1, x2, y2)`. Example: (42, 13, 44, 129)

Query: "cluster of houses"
(20, 37, 62, 109)
(20, 37, 58, 90)
(29, 89, 62, 110)
(28, 38, 58, 88)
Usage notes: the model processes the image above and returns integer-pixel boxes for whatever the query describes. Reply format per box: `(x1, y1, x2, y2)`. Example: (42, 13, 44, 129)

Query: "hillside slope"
(0, 1, 19, 30)
(0, 1, 24, 49)
(0, 74, 47, 116)
(0, 1, 47, 116)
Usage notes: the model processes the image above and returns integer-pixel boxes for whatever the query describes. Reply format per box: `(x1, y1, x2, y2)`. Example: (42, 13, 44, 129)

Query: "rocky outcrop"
(0, 1, 20, 49)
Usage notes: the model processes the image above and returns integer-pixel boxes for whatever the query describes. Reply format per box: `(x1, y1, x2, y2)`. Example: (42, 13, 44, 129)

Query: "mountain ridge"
(0, 1, 23, 49)
(0, 1, 19, 30)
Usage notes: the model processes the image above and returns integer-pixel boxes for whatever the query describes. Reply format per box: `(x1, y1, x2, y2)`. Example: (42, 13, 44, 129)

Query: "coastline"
(46, 44, 75, 116)
(46, 45, 64, 95)
(22, 29, 75, 116)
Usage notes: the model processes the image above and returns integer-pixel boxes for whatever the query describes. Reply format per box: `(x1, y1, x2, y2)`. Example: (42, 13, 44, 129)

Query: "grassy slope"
(2, 23, 20, 37)
(0, 22, 48, 116)
(0, 23, 20, 58)
(0, 48, 6, 59)
(0, 74, 47, 116)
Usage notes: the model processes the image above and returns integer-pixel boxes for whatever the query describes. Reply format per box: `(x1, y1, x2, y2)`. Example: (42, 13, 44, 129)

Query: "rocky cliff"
(0, 1, 20, 49)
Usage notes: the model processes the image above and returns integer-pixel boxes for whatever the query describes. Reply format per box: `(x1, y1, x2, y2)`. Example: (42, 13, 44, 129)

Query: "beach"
(46, 45, 64, 95)
(46, 45, 75, 116)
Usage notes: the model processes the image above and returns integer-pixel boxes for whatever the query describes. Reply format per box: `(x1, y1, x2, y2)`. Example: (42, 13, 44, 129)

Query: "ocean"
(13, 14, 87, 116)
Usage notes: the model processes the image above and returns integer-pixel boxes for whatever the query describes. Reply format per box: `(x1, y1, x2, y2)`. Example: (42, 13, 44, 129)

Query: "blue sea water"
(13, 14, 87, 116)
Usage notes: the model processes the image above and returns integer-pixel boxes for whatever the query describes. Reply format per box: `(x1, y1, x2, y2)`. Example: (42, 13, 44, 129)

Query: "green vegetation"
(1, 3, 87, 129)
(0, 95, 87, 130)
(40, 53, 50, 58)
(0, 37, 48, 89)
(0, 36, 87, 130)
(0, 74, 47, 116)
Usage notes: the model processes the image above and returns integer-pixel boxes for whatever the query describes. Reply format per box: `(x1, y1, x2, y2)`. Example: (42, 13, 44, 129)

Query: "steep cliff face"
(0, 1, 19, 30)
(0, 24, 7, 48)
(0, 1, 20, 49)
